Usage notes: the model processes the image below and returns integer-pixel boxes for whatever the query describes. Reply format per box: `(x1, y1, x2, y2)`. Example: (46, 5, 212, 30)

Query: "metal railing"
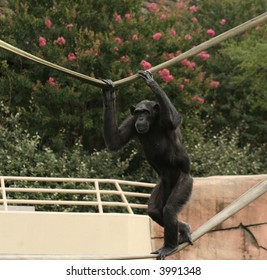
(0, 176, 155, 214)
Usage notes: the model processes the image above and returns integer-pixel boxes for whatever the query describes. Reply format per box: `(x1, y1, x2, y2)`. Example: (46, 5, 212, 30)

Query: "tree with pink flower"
(1, 0, 266, 176)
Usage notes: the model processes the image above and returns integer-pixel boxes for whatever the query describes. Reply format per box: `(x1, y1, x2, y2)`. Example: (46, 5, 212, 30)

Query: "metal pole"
(0, 177, 8, 211)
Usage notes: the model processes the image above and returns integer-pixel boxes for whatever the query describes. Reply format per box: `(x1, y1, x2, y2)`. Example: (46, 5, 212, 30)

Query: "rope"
(0, 12, 267, 89)
(0, 179, 266, 260)
(0, 40, 106, 88)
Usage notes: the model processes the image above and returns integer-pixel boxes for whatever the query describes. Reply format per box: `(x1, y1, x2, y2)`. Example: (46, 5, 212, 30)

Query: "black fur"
(102, 71, 193, 259)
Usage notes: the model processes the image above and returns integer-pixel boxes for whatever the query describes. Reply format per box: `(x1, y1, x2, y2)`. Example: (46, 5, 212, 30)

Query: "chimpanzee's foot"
(151, 247, 163, 254)
(155, 246, 179, 260)
(178, 222, 193, 245)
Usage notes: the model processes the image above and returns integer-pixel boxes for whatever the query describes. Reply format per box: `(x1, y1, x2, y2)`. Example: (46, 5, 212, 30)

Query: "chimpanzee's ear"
(153, 103, 160, 114)
(130, 105, 136, 115)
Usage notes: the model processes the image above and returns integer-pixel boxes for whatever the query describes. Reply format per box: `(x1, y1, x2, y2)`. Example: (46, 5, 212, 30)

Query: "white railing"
(0, 176, 155, 214)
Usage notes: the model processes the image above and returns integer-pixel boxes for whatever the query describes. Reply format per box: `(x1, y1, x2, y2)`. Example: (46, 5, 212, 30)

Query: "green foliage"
(201, 25, 267, 145)
(0, 103, 130, 179)
(0, 0, 266, 185)
(185, 128, 265, 177)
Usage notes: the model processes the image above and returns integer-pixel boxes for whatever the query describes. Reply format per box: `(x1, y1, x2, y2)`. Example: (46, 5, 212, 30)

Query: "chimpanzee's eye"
(134, 109, 150, 116)
(143, 110, 150, 116)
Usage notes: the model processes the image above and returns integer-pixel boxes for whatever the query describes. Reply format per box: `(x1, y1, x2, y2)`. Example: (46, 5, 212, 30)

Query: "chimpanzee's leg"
(147, 182, 165, 227)
(157, 173, 193, 260)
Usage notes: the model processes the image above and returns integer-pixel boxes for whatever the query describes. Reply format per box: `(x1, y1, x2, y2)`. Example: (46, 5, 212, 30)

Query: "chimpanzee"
(102, 70, 193, 259)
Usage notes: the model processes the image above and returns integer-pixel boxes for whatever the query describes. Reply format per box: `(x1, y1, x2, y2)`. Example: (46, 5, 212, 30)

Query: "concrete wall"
(0, 212, 151, 256)
(151, 175, 267, 260)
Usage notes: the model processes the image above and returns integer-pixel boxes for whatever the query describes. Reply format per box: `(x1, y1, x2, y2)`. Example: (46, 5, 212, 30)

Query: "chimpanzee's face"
(130, 100, 159, 134)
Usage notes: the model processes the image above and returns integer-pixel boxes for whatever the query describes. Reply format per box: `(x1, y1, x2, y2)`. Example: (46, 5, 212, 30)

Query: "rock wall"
(150, 175, 267, 260)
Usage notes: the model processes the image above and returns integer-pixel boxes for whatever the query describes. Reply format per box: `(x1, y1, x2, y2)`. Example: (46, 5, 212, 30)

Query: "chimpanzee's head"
(130, 100, 160, 134)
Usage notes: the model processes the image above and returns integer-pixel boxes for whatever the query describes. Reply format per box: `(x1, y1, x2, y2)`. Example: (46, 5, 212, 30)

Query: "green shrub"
(185, 128, 265, 177)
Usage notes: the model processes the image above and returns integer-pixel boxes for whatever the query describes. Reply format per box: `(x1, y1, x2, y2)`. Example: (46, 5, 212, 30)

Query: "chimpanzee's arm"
(102, 80, 136, 151)
(139, 71, 182, 129)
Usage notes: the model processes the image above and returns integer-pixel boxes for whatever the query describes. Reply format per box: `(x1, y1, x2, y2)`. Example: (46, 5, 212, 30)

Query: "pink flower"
(54, 36, 66, 45)
(210, 80, 220, 88)
(39, 36, 46, 47)
(47, 77, 55, 85)
(192, 96, 204, 104)
(114, 46, 119, 51)
(159, 68, 174, 83)
(170, 29, 176, 36)
(191, 17, 198, 23)
(47, 77, 60, 89)
(190, 62, 196, 68)
(140, 60, 152, 70)
(184, 34, 192, 40)
(163, 75, 174, 83)
(153, 32, 162, 40)
(189, 5, 198, 12)
(159, 69, 170, 77)
(114, 13, 122, 22)
(181, 59, 190, 67)
(177, 2, 186, 10)
(66, 23, 74, 28)
(68, 53, 76, 61)
(207, 29, 216, 37)
(220, 19, 226, 25)
(149, 3, 158, 12)
(132, 34, 138, 41)
(179, 84, 185, 91)
(197, 51, 210, 61)
(160, 14, 167, 20)
(181, 59, 196, 69)
(168, 53, 175, 59)
(114, 37, 123, 44)
(45, 18, 52, 29)
(125, 13, 131, 20)
(121, 55, 129, 62)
